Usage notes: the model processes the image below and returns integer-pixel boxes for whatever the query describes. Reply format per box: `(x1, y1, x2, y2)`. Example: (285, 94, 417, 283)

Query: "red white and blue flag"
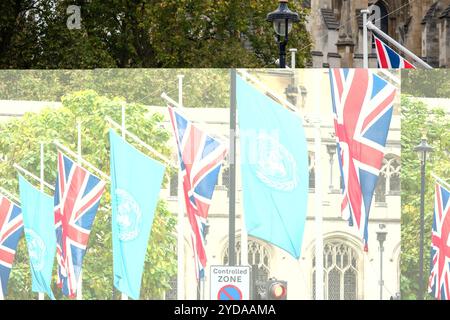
(54, 151, 106, 298)
(0, 194, 23, 299)
(168, 106, 227, 279)
(428, 182, 450, 300)
(374, 35, 415, 69)
(329, 69, 396, 250)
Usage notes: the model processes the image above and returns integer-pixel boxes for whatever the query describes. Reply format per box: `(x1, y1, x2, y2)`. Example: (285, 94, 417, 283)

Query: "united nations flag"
(110, 129, 165, 300)
(236, 75, 309, 260)
(18, 174, 56, 300)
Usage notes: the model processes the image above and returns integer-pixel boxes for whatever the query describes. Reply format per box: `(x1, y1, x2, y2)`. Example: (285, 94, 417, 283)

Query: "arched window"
(223, 238, 271, 282)
(369, 1, 389, 50)
(375, 154, 400, 203)
(312, 239, 361, 300)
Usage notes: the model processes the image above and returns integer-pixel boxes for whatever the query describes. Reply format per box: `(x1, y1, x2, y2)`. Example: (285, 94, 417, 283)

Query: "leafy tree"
(0, 90, 177, 299)
(400, 95, 450, 300)
(0, 69, 230, 108)
(401, 70, 450, 98)
(0, 1, 311, 68)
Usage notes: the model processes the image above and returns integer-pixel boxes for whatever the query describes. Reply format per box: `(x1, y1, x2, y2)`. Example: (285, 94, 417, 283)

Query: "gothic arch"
(305, 231, 365, 300)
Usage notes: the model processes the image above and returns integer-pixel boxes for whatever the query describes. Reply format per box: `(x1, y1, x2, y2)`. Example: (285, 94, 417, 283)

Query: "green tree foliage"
(0, 69, 230, 108)
(400, 95, 450, 300)
(0, 1, 311, 68)
(401, 70, 450, 98)
(0, 90, 177, 299)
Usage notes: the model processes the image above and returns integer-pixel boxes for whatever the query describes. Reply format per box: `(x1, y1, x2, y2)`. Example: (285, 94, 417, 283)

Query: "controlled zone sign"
(210, 265, 250, 300)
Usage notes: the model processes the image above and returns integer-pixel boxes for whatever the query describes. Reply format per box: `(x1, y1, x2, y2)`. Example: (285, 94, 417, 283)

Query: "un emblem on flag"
(254, 133, 298, 191)
(24, 228, 46, 271)
(116, 189, 142, 242)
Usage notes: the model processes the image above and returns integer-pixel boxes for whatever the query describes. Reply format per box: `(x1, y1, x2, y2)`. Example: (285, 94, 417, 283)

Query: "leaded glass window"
(312, 240, 360, 300)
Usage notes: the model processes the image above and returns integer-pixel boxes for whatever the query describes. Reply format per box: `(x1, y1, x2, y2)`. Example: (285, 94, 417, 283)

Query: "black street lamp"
(376, 224, 387, 300)
(267, 0, 300, 68)
(413, 135, 433, 300)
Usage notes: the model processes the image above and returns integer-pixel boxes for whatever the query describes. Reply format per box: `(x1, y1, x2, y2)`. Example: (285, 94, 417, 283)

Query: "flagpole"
(238, 148, 248, 268)
(39, 142, 45, 301)
(119, 105, 129, 301)
(105, 118, 176, 168)
(362, 9, 370, 68)
(0, 186, 20, 205)
(76, 122, 83, 301)
(431, 172, 450, 190)
(366, 21, 433, 69)
(160, 93, 229, 144)
(229, 69, 237, 268)
(176, 74, 186, 300)
(14, 164, 55, 191)
(313, 72, 324, 300)
(53, 141, 111, 181)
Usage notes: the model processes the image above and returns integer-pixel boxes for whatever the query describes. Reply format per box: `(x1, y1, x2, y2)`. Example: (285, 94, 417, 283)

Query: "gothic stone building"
(307, 0, 450, 67)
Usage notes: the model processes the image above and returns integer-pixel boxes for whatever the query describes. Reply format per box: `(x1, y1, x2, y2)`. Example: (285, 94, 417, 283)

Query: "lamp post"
(267, 0, 300, 68)
(376, 224, 387, 300)
(413, 135, 433, 300)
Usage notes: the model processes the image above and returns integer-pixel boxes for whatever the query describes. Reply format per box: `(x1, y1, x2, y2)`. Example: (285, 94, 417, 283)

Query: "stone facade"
(306, 0, 450, 68)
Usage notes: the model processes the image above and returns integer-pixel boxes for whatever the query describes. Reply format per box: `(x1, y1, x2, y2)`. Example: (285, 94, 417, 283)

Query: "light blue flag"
(110, 129, 165, 300)
(236, 75, 309, 259)
(18, 174, 56, 300)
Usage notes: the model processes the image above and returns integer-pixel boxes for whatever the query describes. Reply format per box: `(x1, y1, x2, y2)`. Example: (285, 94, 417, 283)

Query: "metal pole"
(279, 42, 286, 68)
(176, 74, 186, 300)
(229, 69, 237, 266)
(366, 21, 433, 69)
(313, 73, 324, 300)
(379, 241, 384, 300)
(76, 122, 83, 301)
(121, 104, 126, 139)
(418, 151, 427, 300)
(290, 48, 297, 69)
(39, 142, 45, 301)
(119, 106, 129, 301)
(362, 9, 370, 68)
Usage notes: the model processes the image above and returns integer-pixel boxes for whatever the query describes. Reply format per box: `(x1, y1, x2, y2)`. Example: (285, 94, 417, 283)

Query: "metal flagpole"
(431, 172, 450, 190)
(14, 164, 55, 191)
(53, 141, 110, 181)
(76, 122, 83, 301)
(39, 142, 45, 301)
(362, 9, 370, 68)
(160, 93, 229, 144)
(313, 72, 324, 300)
(229, 69, 237, 267)
(176, 75, 186, 300)
(105, 118, 176, 168)
(239, 151, 248, 267)
(366, 21, 433, 69)
(120, 105, 129, 301)
(0, 186, 20, 205)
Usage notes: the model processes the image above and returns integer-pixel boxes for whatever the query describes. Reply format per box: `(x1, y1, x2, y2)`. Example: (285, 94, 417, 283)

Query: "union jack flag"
(329, 69, 396, 250)
(54, 151, 106, 298)
(0, 193, 23, 300)
(428, 182, 450, 300)
(374, 35, 415, 69)
(168, 106, 227, 279)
